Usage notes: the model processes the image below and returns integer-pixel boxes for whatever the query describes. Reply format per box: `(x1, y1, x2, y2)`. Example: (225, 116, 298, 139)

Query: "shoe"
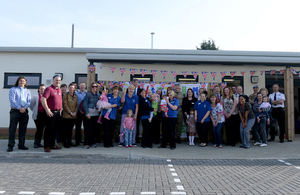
(104, 145, 110, 148)
(132, 143, 137, 147)
(254, 142, 262, 146)
(219, 145, 223, 148)
(84, 145, 89, 149)
(44, 147, 51, 152)
(18, 146, 28, 150)
(239, 145, 244, 148)
(268, 138, 274, 142)
(7, 147, 13, 152)
(142, 146, 146, 148)
(158, 145, 166, 148)
(176, 138, 181, 144)
(74, 143, 80, 147)
(280, 140, 284, 143)
(244, 147, 250, 149)
(57, 142, 64, 147)
(260, 143, 267, 147)
(51, 145, 62, 150)
(91, 144, 97, 148)
(118, 143, 124, 147)
(64, 144, 70, 148)
(171, 147, 175, 150)
(149, 145, 153, 148)
(34, 143, 39, 148)
(109, 144, 114, 147)
(38, 143, 44, 147)
(125, 146, 129, 148)
(130, 145, 133, 147)
(191, 143, 195, 146)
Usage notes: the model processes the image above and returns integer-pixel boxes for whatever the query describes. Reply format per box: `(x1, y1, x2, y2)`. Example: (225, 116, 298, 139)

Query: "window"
(75, 74, 98, 89)
(176, 75, 198, 83)
(130, 74, 153, 82)
(222, 76, 243, 88)
(4, 73, 42, 89)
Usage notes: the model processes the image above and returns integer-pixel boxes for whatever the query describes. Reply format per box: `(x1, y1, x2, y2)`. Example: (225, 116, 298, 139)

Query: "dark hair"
(68, 83, 76, 87)
(53, 75, 61, 79)
(139, 88, 146, 94)
(186, 88, 195, 99)
(133, 79, 138, 82)
(112, 86, 119, 90)
(14, 76, 28, 88)
(60, 84, 67, 88)
(189, 107, 195, 112)
(37, 84, 45, 92)
(201, 91, 208, 97)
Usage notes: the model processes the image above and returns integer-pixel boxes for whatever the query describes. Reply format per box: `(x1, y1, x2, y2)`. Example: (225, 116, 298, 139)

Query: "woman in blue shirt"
(139, 89, 155, 148)
(8, 76, 31, 152)
(159, 91, 179, 150)
(101, 86, 121, 148)
(194, 93, 212, 147)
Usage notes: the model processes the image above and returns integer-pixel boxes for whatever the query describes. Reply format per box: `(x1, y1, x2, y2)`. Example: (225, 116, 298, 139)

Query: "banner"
(151, 70, 157, 78)
(171, 71, 177, 79)
(120, 68, 126, 76)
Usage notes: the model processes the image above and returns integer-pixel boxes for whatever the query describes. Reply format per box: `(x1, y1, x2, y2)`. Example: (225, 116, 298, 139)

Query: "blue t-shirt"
(163, 98, 179, 118)
(122, 94, 139, 114)
(102, 93, 121, 120)
(194, 100, 212, 122)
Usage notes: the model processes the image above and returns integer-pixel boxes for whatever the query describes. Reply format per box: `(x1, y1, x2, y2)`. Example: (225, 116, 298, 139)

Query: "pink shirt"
(43, 85, 62, 110)
(38, 94, 44, 112)
(123, 117, 135, 129)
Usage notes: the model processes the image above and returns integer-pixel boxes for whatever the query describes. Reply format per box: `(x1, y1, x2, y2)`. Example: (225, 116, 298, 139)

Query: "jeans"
(125, 128, 132, 146)
(8, 109, 29, 148)
(120, 114, 137, 144)
(252, 117, 267, 144)
(240, 118, 255, 148)
(212, 122, 224, 146)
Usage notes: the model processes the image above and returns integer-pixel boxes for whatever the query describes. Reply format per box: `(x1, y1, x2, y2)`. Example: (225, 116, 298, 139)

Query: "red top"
(43, 84, 62, 110)
(38, 94, 44, 112)
(122, 117, 135, 130)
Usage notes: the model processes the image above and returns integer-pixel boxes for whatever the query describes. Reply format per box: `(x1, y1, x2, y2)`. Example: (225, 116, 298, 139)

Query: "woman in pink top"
(122, 109, 135, 148)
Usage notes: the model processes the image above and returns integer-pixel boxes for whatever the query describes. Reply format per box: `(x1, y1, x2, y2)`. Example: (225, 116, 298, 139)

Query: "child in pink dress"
(97, 88, 112, 124)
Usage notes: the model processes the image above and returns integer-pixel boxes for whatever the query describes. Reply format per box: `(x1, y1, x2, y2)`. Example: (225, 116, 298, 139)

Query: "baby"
(256, 96, 271, 124)
(160, 94, 169, 118)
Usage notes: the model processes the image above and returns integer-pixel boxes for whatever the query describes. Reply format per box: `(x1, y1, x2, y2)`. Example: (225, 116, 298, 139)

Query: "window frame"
(75, 74, 98, 89)
(4, 73, 42, 89)
(176, 75, 198, 83)
(130, 74, 153, 81)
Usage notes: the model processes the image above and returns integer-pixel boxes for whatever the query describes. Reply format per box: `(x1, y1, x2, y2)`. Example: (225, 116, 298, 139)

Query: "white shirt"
(269, 92, 285, 108)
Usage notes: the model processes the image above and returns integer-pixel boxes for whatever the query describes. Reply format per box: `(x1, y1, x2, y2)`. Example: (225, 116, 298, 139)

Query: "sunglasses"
(92, 86, 98, 88)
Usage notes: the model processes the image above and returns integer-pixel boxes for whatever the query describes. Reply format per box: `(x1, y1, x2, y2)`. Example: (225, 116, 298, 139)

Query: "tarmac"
(1, 135, 300, 160)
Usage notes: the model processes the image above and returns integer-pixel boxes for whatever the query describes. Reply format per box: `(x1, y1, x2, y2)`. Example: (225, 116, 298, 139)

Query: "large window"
(4, 73, 42, 89)
(222, 76, 243, 88)
(130, 74, 153, 82)
(75, 74, 98, 88)
(176, 75, 198, 83)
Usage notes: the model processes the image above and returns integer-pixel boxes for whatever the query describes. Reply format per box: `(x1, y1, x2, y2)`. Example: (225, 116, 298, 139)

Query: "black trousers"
(63, 118, 76, 145)
(270, 108, 285, 141)
(141, 119, 153, 147)
(152, 113, 162, 144)
(75, 112, 85, 144)
(161, 117, 177, 148)
(225, 114, 240, 145)
(136, 113, 142, 142)
(196, 121, 210, 144)
(33, 111, 47, 144)
(8, 109, 29, 148)
(44, 111, 61, 148)
(84, 116, 98, 146)
(102, 116, 115, 147)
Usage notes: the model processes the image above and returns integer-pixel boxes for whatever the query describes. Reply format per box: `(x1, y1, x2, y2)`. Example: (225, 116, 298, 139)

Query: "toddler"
(256, 96, 271, 124)
(149, 93, 159, 122)
(160, 95, 169, 118)
(97, 87, 111, 124)
(186, 108, 196, 146)
(121, 109, 135, 148)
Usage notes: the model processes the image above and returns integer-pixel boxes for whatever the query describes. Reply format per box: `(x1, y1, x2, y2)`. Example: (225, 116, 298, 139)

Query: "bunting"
(160, 82, 166, 88)
(221, 82, 227, 88)
(270, 70, 276, 75)
(100, 65, 104, 69)
(240, 71, 246, 77)
(108, 81, 114, 89)
(279, 69, 286, 75)
(139, 81, 146, 88)
(210, 72, 217, 80)
(161, 71, 168, 79)
(170, 82, 176, 88)
(199, 82, 208, 90)
(182, 71, 188, 78)
(149, 81, 156, 88)
(260, 70, 265, 75)
(129, 81, 133, 85)
(89, 64, 95, 73)
(191, 71, 198, 79)
(220, 71, 227, 78)
(140, 69, 147, 77)
(291, 69, 297, 74)
(210, 82, 217, 89)
(151, 70, 157, 78)
(99, 81, 105, 87)
(250, 70, 257, 76)
(171, 71, 178, 79)
(119, 81, 125, 88)
(110, 67, 116, 73)
(230, 71, 237, 78)
(202, 72, 208, 80)
(120, 68, 126, 76)
(130, 69, 137, 76)
(155, 93, 159, 102)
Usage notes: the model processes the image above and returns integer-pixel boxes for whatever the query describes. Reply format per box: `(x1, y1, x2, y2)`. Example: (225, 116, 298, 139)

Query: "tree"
(196, 39, 219, 50)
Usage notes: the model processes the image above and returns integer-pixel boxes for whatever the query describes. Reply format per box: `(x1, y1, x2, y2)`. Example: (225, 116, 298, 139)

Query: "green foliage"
(196, 39, 219, 50)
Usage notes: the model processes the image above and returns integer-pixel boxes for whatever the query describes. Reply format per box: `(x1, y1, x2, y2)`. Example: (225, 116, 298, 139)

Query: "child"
(160, 95, 169, 118)
(122, 109, 135, 148)
(97, 87, 111, 124)
(186, 107, 196, 146)
(149, 94, 159, 122)
(256, 96, 271, 124)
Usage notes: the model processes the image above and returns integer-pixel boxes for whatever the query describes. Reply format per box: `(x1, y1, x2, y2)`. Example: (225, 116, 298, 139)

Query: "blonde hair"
(128, 84, 135, 90)
(223, 86, 233, 99)
(259, 87, 269, 95)
(168, 90, 175, 97)
(126, 109, 133, 117)
(262, 96, 269, 102)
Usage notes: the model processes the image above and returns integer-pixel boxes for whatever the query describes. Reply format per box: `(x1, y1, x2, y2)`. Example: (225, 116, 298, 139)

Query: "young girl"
(256, 96, 271, 124)
(122, 109, 135, 148)
(186, 107, 196, 146)
(149, 93, 159, 122)
(210, 94, 225, 148)
(160, 94, 169, 118)
(97, 87, 112, 124)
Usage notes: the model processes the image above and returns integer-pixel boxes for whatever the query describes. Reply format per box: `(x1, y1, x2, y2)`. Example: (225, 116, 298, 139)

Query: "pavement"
(2, 134, 300, 160)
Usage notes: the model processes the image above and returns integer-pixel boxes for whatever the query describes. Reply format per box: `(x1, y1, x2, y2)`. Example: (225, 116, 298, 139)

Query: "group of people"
(7, 75, 286, 152)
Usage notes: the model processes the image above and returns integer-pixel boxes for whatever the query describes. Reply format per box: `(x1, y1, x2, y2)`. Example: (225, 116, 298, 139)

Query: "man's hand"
(46, 109, 53, 117)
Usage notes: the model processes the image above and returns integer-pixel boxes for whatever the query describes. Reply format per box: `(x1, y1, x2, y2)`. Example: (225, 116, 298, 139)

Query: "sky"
(1, 0, 300, 52)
